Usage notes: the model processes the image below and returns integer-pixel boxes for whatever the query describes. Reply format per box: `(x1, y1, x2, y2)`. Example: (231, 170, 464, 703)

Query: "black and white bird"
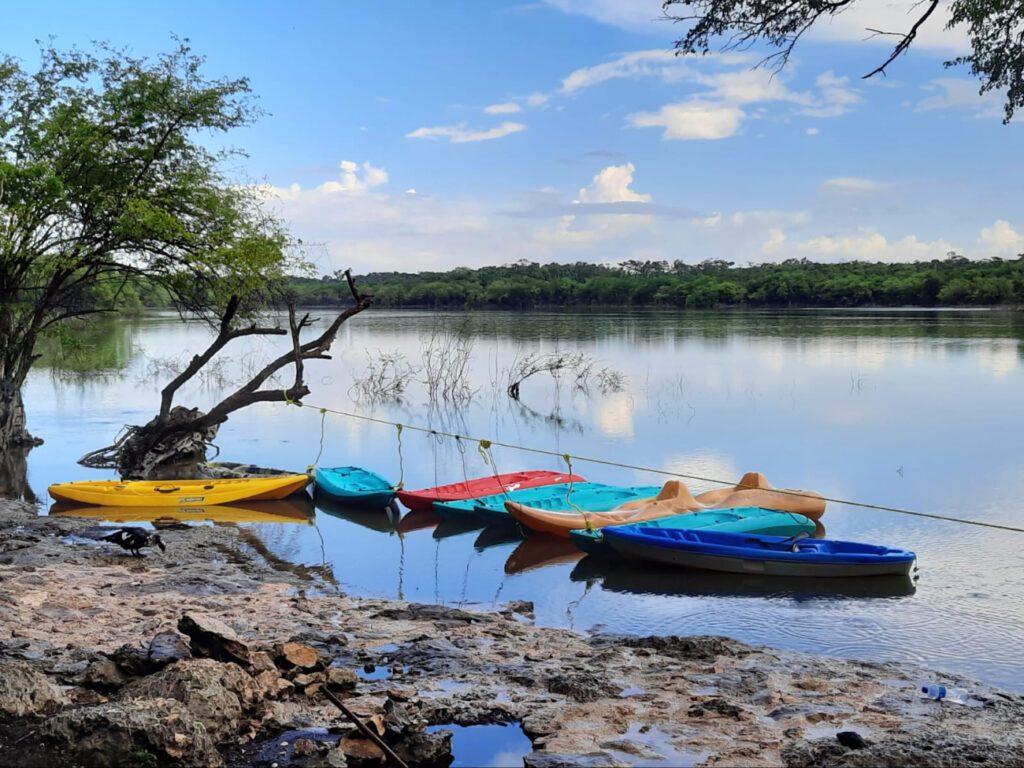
(99, 527, 167, 557)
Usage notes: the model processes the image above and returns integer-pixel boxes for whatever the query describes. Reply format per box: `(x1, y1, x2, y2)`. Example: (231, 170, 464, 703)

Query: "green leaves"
(0, 40, 294, 385)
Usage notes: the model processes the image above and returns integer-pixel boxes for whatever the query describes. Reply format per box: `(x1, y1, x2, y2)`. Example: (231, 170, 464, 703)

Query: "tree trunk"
(0, 378, 43, 450)
(0, 445, 38, 502)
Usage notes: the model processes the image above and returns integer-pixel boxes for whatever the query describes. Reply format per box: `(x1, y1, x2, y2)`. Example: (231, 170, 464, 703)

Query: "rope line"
(291, 401, 1024, 535)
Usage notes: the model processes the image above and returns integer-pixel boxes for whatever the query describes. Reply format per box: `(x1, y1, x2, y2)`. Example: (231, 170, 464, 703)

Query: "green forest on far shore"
(286, 255, 1024, 309)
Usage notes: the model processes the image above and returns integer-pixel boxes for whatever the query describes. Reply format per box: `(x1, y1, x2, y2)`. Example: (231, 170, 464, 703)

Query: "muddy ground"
(1, 500, 1022, 767)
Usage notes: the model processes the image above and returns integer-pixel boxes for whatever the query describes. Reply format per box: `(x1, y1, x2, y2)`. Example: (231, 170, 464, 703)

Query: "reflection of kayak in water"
(396, 509, 440, 535)
(504, 535, 585, 575)
(433, 517, 485, 541)
(474, 525, 524, 551)
(570, 555, 917, 599)
(314, 493, 401, 533)
(48, 496, 315, 526)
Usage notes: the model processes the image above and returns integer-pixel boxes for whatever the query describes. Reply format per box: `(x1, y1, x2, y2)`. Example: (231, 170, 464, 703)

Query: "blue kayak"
(603, 527, 916, 577)
(314, 466, 396, 508)
(570, 507, 816, 556)
(433, 483, 661, 524)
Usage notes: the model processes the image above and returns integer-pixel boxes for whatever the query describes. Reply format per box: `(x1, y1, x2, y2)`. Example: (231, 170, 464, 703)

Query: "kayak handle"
(154, 486, 182, 493)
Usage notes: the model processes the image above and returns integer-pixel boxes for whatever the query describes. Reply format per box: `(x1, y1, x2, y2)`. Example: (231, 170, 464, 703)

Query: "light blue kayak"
(314, 466, 396, 508)
(433, 483, 663, 524)
(570, 507, 817, 556)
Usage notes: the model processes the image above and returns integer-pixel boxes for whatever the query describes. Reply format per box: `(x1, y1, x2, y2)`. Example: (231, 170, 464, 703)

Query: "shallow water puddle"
(426, 723, 532, 768)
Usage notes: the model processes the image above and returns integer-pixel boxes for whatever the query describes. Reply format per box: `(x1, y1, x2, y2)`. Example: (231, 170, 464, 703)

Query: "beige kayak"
(506, 474, 826, 539)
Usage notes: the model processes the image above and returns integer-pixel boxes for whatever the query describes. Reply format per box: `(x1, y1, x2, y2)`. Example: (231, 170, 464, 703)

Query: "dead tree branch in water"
(79, 270, 373, 478)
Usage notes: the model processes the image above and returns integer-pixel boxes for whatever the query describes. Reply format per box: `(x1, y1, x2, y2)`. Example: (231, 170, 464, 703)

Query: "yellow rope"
(393, 424, 405, 490)
(285, 401, 1024, 535)
(562, 453, 592, 531)
(307, 407, 327, 474)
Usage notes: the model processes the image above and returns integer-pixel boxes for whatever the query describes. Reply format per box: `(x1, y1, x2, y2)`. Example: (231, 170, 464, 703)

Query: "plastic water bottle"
(921, 684, 970, 703)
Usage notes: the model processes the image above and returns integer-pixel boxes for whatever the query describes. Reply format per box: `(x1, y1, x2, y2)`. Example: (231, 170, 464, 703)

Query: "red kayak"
(396, 470, 586, 511)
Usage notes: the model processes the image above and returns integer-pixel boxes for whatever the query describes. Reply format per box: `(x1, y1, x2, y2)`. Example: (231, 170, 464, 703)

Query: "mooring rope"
(289, 401, 1024, 535)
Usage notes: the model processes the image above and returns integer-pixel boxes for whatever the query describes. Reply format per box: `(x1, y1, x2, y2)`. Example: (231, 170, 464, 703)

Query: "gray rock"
(120, 658, 259, 742)
(547, 672, 620, 702)
(81, 658, 130, 691)
(148, 630, 192, 667)
(524, 751, 630, 768)
(178, 612, 250, 666)
(783, 734, 1024, 767)
(42, 696, 221, 768)
(0, 661, 68, 716)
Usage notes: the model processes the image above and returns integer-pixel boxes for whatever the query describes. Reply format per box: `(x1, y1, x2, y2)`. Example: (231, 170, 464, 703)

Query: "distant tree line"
(281, 255, 1024, 309)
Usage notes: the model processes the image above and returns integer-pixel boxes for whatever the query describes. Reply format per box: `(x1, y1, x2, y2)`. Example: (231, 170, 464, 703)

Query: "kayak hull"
(434, 483, 663, 524)
(603, 527, 916, 578)
(570, 507, 817, 556)
(315, 466, 396, 507)
(398, 471, 586, 511)
(48, 475, 310, 507)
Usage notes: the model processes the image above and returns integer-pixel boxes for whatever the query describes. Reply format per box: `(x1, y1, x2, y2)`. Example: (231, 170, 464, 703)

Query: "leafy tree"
(662, 0, 1024, 122)
(0, 42, 297, 448)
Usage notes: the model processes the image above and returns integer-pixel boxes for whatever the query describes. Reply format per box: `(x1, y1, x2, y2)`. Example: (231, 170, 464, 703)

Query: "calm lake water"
(21, 308, 1024, 691)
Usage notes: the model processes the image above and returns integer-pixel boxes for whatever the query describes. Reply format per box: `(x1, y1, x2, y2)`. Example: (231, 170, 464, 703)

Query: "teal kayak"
(314, 466, 396, 508)
(570, 507, 817, 556)
(433, 483, 663, 524)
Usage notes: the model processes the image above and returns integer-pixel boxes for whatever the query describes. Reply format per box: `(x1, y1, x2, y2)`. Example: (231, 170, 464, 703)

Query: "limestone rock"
(178, 613, 250, 666)
(42, 696, 221, 768)
(525, 752, 630, 768)
(278, 641, 321, 670)
(547, 672, 620, 702)
(256, 669, 294, 700)
(326, 667, 359, 692)
(81, 658, 130, 691)
(121, 658, 259, 742)
(148, 630, 192, 667)
(0, 661, 68, 716)
(338, 735, 385, 766)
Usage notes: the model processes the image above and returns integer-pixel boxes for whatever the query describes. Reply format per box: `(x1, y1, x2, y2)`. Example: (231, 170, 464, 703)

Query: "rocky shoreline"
(1, 500, 1022, 767)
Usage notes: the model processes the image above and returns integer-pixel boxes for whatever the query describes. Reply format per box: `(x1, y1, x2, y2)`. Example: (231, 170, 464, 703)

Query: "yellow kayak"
(48, 497, 315, 525)
(48, 475, 310, 508)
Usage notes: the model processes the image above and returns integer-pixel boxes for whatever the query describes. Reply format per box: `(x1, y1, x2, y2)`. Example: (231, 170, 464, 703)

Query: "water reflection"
(21, 308, 1024, 690)
(570, 555, 917, 600)
(505, 536, 584, 574)
(0, 446, 38, 503)
(314, 494, 402, 533)
(48, 496, 316, 526)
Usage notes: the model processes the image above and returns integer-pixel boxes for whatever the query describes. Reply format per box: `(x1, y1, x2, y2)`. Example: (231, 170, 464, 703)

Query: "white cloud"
(542, 0, 667, 33)
(694, 213, 723, 228)
(629, 101, 745, 140)
(807, 127, 820, 136)
(800, 71, 862, 117)
(821, 177, 885, 194)
(979, 220, 1024, 255)
(916, 78, 1004, 119)
(484, 101, 522, 115)
(762, 227, 955, 262)
(526, 91, 550, 107)
(270, 160, 388, 197)
(561, 49, 753, 93)
(406, 121, 527, 143)
(808, 0, 970, 54)
(577, 163, 651, 204)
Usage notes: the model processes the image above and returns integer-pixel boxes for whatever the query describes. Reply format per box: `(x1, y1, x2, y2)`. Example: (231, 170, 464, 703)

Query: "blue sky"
(4, 0, 1022, 274)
